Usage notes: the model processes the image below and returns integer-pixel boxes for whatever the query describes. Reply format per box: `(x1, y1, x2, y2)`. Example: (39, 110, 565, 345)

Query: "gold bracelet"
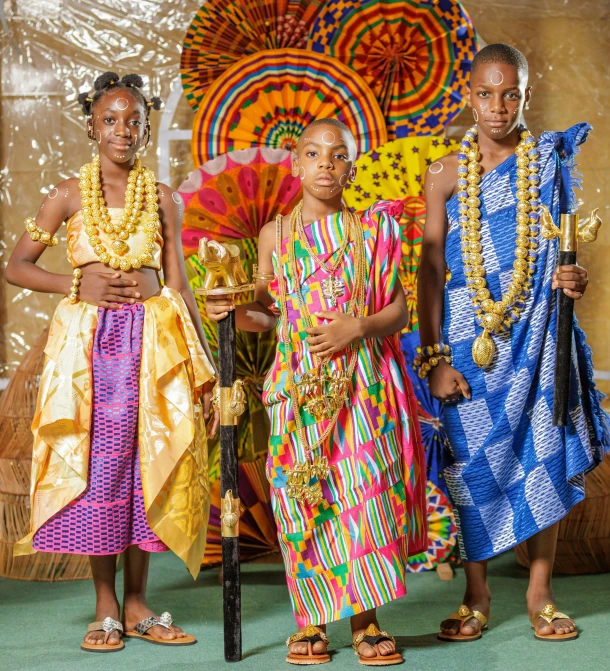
(69, 268, 82, 304)
(414, 342, 452, 380)
(252, 263, 274, 283)
(25, 217, 58, 246)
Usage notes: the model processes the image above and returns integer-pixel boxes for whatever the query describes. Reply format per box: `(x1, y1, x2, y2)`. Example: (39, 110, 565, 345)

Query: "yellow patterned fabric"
(14, 287, 215, 578)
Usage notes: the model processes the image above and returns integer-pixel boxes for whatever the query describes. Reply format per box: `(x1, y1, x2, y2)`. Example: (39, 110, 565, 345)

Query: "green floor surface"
(1, 551, 608, 671)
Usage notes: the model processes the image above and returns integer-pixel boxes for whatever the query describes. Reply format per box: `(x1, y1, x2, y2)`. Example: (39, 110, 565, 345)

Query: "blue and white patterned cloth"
(442, 123, 610, 561)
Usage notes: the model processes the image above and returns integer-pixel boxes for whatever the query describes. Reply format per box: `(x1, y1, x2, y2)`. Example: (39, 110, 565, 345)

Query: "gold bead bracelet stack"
(414, 342, 452, 379)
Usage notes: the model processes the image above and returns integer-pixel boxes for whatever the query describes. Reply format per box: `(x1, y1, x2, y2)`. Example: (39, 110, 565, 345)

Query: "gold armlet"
(25, 217, 59, 246)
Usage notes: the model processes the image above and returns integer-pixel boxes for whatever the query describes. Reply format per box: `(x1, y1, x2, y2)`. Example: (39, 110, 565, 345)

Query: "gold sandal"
(531, 604, 578, 641)
(352, 623, 403, 667)
(437, 605, 488, 642)
(286, 625, 330, 665)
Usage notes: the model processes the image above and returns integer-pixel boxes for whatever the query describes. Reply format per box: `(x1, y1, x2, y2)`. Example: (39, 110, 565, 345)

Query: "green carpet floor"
(1, 551, 608, 671)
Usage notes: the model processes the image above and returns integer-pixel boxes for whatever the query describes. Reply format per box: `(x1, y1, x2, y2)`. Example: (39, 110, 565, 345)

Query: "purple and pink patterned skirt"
(33, 303, 168, 555)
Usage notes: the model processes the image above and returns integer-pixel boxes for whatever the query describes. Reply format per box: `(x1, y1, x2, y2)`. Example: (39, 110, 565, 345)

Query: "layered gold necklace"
(276, 202, 367, 505)
(458, 126, 540, 368)
(79, 154, 160, 271)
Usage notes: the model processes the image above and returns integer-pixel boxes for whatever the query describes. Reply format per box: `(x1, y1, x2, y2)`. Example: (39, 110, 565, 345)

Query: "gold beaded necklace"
(79, 154, 160, 271)
(458, 126, 540, 368)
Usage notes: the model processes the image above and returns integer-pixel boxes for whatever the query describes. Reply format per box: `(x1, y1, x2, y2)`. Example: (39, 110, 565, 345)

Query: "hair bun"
(121, 74, 144, 89)
(77, 91, 90, 106)
(94, 71, 120, 91)
(148, 96, 163, 111)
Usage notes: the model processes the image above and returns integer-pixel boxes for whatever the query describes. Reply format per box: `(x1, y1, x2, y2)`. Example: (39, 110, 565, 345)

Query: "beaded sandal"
(437, 605, 488, 642)
(123, 611, 196, 646)
(531, 604, 578, 641)
(81, 617, 124, 653)
(352, 624, 403, 666)
(286, 625, 331, 665)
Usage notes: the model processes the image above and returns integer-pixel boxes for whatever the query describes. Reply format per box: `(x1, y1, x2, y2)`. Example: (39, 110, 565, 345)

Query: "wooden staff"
(197, 238, 253, 662)
(541, 207, 601, 426)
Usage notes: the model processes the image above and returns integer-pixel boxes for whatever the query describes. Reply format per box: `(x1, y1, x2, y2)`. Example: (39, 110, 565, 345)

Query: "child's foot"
(287, 624, 328, 657)
(83, 598, 122, 648)
(439, 588, 491, 638)
(123, 597, 189, 641)
(527, 589, 576, 638)
(351, 616, 399, 660)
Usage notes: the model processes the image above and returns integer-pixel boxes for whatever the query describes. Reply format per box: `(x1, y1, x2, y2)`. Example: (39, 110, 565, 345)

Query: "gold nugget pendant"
(472, 329, 495, 368)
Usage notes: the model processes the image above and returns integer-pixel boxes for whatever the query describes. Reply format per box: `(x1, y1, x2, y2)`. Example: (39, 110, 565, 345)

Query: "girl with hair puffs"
(7, 72, 218, 652)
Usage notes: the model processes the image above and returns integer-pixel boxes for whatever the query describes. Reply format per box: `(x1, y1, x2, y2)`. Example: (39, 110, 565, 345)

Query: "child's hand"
(79, 272, 141, 309)
(552, 264, 588, 300)
(206, 295, 235, 321)
(304, 311, 364, 359)
(428, 359, 471, 403)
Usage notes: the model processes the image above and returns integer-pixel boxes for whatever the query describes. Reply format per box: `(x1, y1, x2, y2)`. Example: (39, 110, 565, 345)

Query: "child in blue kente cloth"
(418, 43, 609, 642)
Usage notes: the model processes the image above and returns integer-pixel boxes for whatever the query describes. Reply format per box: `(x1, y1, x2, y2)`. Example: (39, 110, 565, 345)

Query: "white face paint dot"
(490, 70, 504, 85)
(47, 187, 59, 199)
(115, 98, 130, 110)
(321, 131, 335, 145)
(429, 162, 444, 174)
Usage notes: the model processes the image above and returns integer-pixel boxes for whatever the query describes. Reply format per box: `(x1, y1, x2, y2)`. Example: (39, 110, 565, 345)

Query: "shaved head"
(296, 118, 358, 161)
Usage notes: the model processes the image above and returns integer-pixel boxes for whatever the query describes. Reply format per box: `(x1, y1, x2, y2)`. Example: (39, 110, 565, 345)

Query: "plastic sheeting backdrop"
(0, 0, 201, 376)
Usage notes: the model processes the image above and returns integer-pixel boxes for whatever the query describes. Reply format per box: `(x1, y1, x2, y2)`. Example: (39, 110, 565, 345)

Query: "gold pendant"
(111, 239, 129, 256)
(321, 275, 344, 306)
(296, 365, 351, 420)
(285, 457, 330, 506)
(472, 328, 495, 368)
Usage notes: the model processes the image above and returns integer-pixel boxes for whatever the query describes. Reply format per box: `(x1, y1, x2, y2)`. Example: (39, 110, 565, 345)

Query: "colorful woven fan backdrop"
(181, 0, 329, 110)
(191, 48, 387, 166)
(180, 147, 301, 257)
(308, 0, 477, 138)
(343, 136, 458, 329)
(407, 481, 456, 572)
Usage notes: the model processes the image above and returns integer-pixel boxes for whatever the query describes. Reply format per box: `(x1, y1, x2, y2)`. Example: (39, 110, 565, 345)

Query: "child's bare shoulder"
(425, 152, 458, 199)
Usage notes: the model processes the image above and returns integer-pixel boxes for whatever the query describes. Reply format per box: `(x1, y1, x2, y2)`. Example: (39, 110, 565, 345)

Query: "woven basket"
(514, 453, 610, 575)
(0, 330, 92, 581)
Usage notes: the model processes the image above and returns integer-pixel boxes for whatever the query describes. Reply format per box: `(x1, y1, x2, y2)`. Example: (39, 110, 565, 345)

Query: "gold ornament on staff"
(540, 206, 602, 245)
(197, 238, 255, 296)
(220, 490, 241, 538)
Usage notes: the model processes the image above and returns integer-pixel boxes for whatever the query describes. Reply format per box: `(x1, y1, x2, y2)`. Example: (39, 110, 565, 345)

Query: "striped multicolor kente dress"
(263, 201, 427, 627)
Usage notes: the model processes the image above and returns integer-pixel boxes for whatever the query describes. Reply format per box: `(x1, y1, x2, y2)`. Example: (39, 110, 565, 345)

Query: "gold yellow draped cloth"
(14, 287, 215, 578)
